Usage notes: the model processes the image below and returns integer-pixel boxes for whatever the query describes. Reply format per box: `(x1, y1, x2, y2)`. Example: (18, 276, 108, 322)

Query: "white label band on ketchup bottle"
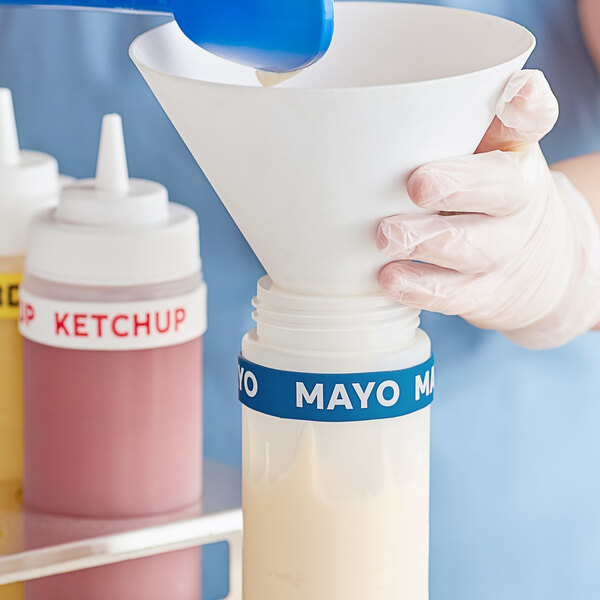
(18, 284, 207, 351)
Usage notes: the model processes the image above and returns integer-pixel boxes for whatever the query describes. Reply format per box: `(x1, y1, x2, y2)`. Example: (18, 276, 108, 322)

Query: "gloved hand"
(378, 70, 600, 350)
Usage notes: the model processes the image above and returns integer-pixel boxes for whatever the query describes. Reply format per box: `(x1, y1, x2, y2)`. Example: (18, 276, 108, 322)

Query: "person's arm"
(553, 153, 600, 330)
(579, 0, 600, 73)
(574, 0, 600, 221)
(553, 153, 600, 226)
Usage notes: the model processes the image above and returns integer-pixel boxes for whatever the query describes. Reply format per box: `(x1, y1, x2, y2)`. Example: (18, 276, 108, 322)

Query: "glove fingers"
(379, 261, 477, 315)
(476, 69, 559, 153)
(407, 150, 529, 216)
(378, 212, 520, 275)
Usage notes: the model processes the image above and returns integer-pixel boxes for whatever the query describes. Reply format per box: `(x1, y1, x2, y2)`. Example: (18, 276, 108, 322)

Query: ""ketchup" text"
(52, 308, 187, 338)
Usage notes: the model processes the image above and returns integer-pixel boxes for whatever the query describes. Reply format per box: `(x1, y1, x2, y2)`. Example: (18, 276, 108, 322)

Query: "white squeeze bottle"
(239, 278, 433, 599)
(19, 114, 206, 600)
(0, 88, 60, 495)
(0, 87, 60, 600)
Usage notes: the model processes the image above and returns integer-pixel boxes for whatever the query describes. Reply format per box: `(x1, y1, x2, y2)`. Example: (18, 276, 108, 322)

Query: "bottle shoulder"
(242, 327, 431, 374)
(21, 272, 203, 302)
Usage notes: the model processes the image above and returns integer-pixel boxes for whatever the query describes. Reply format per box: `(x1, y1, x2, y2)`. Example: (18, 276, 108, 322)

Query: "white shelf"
(0, 461, 242, 598)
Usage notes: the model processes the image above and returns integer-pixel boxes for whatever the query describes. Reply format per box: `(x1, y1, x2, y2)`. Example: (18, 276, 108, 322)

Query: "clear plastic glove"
(378, 70, 600, 349)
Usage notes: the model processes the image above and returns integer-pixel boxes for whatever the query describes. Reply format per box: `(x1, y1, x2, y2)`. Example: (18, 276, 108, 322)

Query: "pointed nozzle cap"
(0, 87, 60, 256)
(0, 88, 20, 167)
(28, 112, 200, 286)
(55, 113, 169, 227)
(95, 113, 130, 194)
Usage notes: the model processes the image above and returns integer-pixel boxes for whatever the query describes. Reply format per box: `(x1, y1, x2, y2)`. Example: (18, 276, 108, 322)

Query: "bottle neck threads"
(251, 276, 420, 354)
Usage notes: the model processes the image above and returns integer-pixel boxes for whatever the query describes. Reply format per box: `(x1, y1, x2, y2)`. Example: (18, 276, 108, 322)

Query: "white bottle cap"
(0, 88, 60, 256)
(26, 114, 201, 286)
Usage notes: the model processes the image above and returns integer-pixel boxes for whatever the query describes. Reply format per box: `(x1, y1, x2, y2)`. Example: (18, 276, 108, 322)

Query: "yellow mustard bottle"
(0, 88, 59, 599)
(0, 257, 23, 490)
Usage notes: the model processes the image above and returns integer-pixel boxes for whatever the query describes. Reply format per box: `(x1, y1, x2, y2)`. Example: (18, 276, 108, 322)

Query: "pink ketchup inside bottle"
(23, 279, 203, 518)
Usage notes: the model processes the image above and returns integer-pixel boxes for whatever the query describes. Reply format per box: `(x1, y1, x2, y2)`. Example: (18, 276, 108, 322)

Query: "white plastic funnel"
(130, 2, 535, 296)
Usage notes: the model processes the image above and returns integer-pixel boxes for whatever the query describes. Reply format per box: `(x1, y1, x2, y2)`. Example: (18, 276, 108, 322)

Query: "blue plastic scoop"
(4, 0, 334, 72)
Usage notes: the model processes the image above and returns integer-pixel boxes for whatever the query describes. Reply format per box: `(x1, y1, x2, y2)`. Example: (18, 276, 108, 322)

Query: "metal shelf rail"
(0, 460, 242, 599)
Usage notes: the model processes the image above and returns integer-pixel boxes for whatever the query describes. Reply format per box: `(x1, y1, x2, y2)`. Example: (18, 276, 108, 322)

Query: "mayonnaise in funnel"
(256, 69, 304, 87)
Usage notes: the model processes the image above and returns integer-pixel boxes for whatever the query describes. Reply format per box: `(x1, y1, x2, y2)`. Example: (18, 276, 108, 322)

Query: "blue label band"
(238, 355, 434, 422)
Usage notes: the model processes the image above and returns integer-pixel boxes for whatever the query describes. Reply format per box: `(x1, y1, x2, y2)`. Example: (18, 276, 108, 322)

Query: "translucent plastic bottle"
(19, 115, 206, 600)
(240, 277, 434, 600)
(0, 253, 26, 496)
(0, 88, 59, 495)
(0, 88, 59, 600)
